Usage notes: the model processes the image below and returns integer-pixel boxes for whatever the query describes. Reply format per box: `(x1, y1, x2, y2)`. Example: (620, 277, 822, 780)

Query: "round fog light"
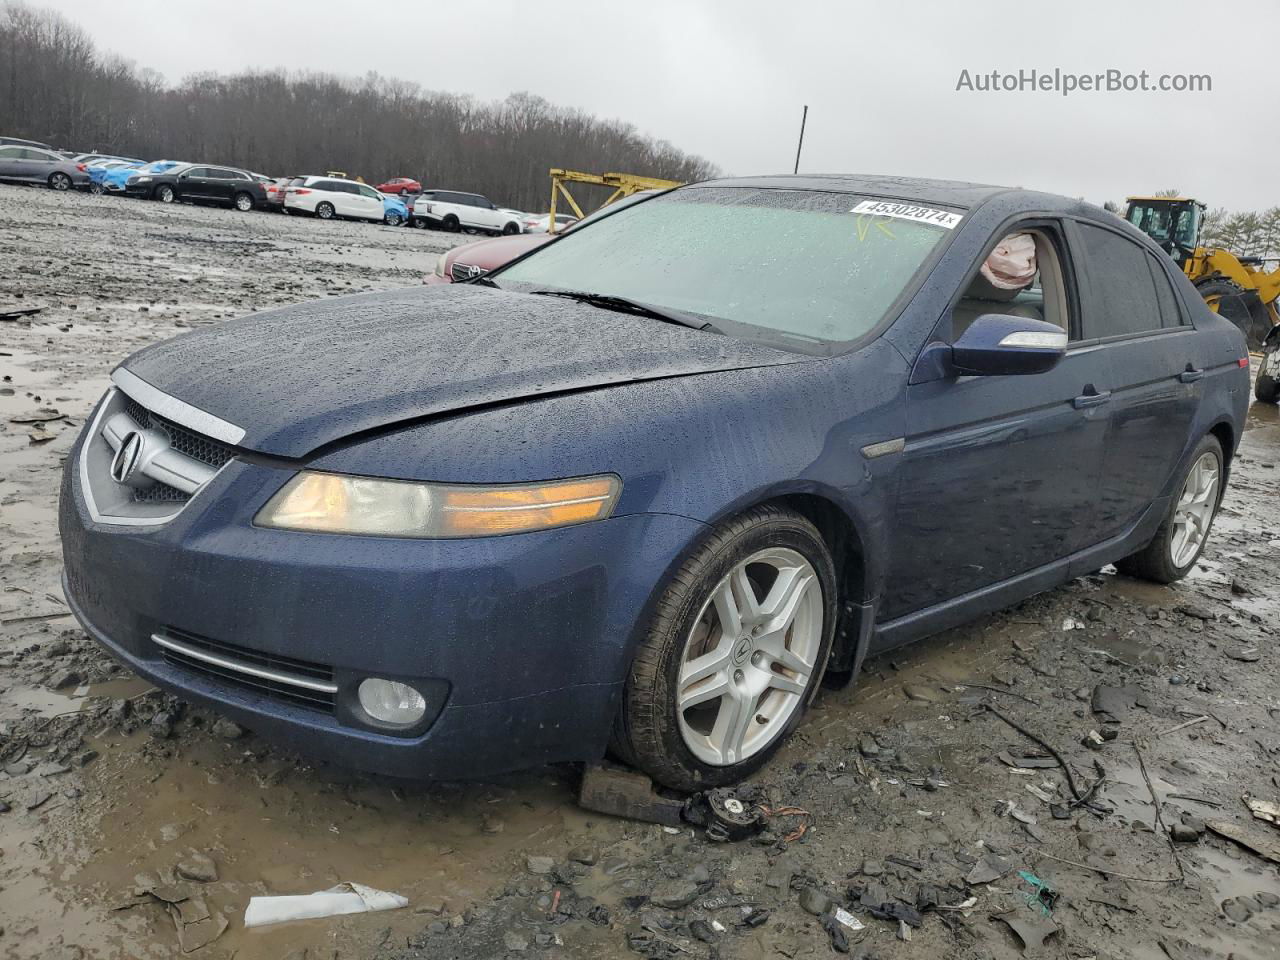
(357, 679, 427, 725)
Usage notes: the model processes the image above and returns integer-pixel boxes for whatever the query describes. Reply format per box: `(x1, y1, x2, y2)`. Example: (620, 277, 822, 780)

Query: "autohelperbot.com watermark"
(955, 68, 1211, 96)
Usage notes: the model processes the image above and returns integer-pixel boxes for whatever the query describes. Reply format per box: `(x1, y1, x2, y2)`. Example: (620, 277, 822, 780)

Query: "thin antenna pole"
(793, 105, 808, 175)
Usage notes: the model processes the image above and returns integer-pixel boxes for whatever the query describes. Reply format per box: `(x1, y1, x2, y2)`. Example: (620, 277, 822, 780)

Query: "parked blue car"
(102, 159, 181, 194)
(59, 175, 1249, 789)
(85, 159, 143, 194)
(381, 191, 409, 226)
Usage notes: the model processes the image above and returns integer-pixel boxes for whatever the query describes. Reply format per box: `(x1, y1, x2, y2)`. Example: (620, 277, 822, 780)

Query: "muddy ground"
(1, 184, 1278, 960)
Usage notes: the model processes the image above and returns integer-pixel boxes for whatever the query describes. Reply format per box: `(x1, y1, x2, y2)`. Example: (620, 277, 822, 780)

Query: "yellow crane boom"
(547, 168, 682, 233)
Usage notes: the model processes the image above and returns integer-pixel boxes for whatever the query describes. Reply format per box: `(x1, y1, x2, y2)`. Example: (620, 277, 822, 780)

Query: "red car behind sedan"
(425, 233, 550, 284)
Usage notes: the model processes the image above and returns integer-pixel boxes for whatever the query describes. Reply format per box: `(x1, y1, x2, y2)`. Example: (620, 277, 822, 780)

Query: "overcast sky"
(45, 0, 1280, 210)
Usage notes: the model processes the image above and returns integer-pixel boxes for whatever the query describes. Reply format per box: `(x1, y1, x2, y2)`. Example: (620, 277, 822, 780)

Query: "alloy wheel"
(676, 547, 822, 766)
(1171, 451, 1219, 568)
(50, 173, 71, 191)
(235, 194, 252, 211)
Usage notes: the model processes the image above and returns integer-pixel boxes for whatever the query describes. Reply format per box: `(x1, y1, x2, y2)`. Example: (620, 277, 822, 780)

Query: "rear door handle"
(1072, 389, 1112, 409)
(1178, 367, 1204, 383)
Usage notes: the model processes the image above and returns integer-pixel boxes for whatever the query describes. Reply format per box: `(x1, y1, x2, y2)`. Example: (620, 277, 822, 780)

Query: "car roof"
(689, 174, 1012, 210)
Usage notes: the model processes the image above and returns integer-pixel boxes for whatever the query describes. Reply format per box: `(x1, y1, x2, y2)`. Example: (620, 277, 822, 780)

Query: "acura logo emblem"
(110, 431, 146, 485)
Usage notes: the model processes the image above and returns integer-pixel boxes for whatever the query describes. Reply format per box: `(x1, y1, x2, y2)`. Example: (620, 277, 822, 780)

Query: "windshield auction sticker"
(851, 200, 963, 230)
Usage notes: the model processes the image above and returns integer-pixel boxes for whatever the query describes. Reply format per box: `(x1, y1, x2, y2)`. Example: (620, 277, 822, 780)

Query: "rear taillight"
(292, 188, 311, 195)
(76, 163, 87, 172)
(1238, 357, 1250, 368)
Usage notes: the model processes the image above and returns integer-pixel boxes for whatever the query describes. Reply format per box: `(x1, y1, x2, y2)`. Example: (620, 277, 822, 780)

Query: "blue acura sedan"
(60, 175, 1249, 789)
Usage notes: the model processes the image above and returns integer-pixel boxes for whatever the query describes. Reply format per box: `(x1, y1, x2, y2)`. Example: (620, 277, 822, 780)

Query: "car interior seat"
(951, 232, 1045, 338)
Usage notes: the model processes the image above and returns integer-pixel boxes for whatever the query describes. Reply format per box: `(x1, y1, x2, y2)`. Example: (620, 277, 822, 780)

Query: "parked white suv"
(410, 190, 522, 235)
(284, 176, 386, 223)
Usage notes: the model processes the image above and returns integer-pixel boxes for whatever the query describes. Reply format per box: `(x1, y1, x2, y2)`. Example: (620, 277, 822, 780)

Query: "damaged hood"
(119, 285, 803, 458)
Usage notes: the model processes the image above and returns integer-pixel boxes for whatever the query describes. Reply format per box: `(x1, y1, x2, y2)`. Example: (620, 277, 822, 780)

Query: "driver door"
(881, 221, 1111, 623)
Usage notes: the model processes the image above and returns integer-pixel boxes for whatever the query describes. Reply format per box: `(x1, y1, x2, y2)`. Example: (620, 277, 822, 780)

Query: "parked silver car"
(0, 144, 89, 190)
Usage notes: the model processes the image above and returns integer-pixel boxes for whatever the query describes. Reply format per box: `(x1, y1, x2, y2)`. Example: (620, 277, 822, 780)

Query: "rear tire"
(502, 221, 519, 235)
(442, 214, 460, 232)
(1196, 278, 1266, 350)
(316, 201, 335, 220)
(612, 505, 836, 791)
(1256, 341, 1280, 404)
(48, 172, 71, 191)
(233, 191, 253, 212)
(1115, 435, 1223, 584)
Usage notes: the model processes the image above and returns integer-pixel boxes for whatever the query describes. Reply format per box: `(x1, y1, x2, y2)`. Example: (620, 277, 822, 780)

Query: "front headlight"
(136, 176, 152, 183)
(255, 472, 621, 538)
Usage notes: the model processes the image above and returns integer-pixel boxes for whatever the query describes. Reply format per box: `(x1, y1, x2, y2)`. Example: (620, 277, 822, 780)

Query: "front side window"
(495, 187, 955, 351)
(1077, 223, 1163, 338)
(950, 226, 1072, 341)
(358, 185, 380, 200)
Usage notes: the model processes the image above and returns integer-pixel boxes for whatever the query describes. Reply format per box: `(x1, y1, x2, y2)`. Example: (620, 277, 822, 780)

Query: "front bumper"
(59, 439, 703, 778)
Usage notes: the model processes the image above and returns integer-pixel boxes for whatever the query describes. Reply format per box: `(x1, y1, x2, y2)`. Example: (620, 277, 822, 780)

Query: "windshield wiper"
(463, 275, 500, 288)
(531, 290, 721, 334)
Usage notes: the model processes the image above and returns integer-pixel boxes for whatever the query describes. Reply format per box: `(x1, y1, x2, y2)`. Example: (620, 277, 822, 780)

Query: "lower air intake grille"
(155, 627, 336, 713)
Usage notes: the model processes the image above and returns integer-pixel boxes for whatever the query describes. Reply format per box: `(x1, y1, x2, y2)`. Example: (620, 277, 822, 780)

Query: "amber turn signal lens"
(256, 472, 621, 539)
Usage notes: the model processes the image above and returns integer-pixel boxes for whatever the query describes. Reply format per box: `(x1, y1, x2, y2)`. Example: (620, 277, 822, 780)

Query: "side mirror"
(951, 314, 1067, 376)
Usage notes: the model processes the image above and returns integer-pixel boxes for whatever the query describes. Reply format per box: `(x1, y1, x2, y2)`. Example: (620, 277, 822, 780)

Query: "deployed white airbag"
(981, 232, 1037, 290)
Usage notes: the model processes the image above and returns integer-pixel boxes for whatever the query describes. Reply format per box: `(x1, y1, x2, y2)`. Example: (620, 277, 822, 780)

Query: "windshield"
(494, 187, 955, 349)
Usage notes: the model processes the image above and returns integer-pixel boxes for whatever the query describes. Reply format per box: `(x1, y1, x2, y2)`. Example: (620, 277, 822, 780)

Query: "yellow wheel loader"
(1124, 196, 1280, 401)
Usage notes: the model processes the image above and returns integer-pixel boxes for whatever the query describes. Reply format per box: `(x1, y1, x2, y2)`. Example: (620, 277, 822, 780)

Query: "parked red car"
(425, 233, 549, 284)
(376, 177, 421, 195)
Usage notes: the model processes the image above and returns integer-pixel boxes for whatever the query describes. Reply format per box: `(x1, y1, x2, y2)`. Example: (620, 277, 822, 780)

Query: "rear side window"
(1146, 253, 1185, 328)
(1076, 223, 1163, 338)
(0, 146, 20, 158)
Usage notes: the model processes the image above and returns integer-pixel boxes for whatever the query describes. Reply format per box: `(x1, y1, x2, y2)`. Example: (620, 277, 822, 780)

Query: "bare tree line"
(0, 2, 718, 211)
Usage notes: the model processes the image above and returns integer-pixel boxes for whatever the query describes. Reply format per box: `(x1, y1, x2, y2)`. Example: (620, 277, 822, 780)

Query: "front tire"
(384, 212, 404, 226)
(613, 505, 836, 791)
(89, 182, 104, 195)
(233, 191, 253, 212)
(154, 184, 175, 203)
(315, 201, 335, 220)
(48, 172, 72, 191)
(1116, 435, 1223, 584)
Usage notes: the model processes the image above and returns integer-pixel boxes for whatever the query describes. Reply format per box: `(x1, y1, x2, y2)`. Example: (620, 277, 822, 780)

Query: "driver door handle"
(1072, 389, 1112, 409)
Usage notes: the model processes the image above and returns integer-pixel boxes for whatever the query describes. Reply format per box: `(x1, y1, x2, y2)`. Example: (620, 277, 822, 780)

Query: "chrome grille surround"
(78, 373, 245, 526)
(450, 262, 485, 282)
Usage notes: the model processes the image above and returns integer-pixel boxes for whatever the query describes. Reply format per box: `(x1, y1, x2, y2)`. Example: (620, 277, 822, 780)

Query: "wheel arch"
(624, 485, 876, 689)
(1208, 419, 1235, 464)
